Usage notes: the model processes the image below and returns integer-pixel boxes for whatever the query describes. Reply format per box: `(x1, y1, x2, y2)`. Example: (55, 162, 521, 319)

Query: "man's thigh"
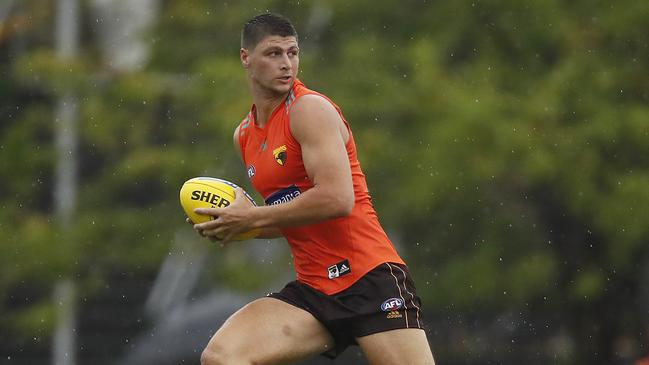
(356, 328, 436, 365)
(204, 297, 334, 364)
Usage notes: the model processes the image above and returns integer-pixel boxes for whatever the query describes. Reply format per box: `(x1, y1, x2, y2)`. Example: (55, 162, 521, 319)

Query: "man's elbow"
(330, 193, 354, 218)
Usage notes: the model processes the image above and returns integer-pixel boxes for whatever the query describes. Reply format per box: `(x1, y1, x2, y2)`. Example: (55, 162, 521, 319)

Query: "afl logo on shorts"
(381, 298, 404, 312)
(247, 165, 256, 179)
(273, 145, 287, 166)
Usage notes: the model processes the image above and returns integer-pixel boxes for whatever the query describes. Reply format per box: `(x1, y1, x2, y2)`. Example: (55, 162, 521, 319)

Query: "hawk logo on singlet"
(273, 145, 287, 166)
(327, 259, 351, 279)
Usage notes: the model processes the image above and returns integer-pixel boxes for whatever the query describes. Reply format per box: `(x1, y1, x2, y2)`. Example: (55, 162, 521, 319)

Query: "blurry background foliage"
(1, 0, 649, 364)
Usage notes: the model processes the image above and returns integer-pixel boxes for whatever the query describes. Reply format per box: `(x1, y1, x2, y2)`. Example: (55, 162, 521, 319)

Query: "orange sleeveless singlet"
(238, 79, 404, 295)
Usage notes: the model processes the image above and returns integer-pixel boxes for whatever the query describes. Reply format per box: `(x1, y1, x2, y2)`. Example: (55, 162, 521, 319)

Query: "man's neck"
(252, 89, 288, 128)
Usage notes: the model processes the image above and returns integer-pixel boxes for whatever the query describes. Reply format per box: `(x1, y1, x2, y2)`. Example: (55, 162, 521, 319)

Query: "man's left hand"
(193, 187, 256, 244)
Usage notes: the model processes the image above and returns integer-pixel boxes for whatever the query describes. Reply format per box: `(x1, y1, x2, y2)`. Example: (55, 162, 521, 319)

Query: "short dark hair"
(241, 13, 298, 50)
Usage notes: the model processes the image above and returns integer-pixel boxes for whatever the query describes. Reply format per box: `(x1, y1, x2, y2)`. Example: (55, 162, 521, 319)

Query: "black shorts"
(268, 262, 425, 358)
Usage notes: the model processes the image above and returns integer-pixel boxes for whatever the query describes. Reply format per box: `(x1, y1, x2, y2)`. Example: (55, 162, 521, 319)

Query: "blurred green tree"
(1, 0, 648, 364)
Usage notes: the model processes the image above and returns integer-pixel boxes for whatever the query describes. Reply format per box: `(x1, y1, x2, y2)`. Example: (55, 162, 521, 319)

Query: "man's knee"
(200, 348, 217, 365)
(201, 342, 251, 365)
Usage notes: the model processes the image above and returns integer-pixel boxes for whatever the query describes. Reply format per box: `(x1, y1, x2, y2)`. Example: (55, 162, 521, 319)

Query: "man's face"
(241, 35, 299, 96)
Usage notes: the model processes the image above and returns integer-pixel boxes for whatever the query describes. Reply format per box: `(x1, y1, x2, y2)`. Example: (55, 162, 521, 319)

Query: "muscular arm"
(249, 94, 354, 227)
(196, 95, 354, 241)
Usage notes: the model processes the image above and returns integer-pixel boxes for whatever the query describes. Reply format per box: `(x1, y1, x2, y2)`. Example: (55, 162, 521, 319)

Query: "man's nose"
(279, 53, 291, 69)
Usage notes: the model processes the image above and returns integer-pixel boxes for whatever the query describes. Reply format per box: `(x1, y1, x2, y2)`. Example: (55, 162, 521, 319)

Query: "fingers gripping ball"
(179, 177, 260, 241)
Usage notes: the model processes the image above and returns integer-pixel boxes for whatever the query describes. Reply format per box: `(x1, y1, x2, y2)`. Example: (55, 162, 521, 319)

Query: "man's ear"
(240, 48, 249, 68)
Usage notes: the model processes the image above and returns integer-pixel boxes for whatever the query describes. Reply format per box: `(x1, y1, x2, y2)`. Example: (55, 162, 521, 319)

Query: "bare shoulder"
(291, 93, 336, 112)
(291, 94, 339, 121)
(289, 94, 345, 141)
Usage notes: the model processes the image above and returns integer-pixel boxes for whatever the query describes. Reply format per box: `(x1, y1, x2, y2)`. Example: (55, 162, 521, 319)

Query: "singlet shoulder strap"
(284, 87, 298, 114)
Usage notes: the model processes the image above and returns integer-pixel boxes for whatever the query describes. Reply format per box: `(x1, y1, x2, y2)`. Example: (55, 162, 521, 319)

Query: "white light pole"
(53, 0, 79, 364)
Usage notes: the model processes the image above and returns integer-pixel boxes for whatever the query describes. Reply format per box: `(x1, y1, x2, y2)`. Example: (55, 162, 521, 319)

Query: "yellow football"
(179, 177, 260, 241)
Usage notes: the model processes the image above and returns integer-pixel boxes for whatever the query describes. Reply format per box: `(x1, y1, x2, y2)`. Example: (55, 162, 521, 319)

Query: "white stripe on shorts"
(386, 263, 409, 328)
(390, 263, 422, 328)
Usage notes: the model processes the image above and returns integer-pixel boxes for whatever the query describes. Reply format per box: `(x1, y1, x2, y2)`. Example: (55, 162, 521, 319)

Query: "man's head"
(241, 13, 298, 50)
(241, 13, 299, 96)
